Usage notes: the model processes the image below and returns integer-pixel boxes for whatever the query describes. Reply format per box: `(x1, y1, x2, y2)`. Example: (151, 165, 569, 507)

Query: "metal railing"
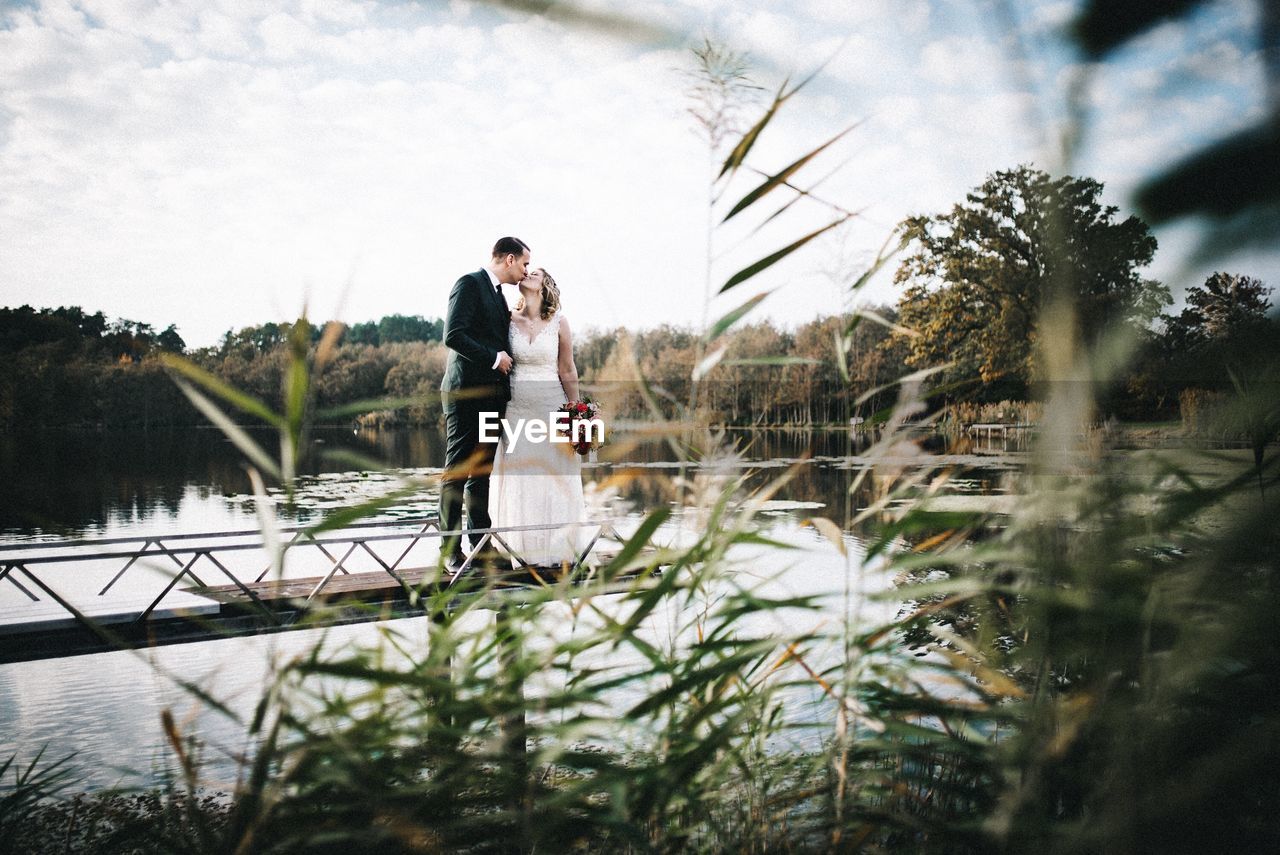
(0, 514, 631, 641)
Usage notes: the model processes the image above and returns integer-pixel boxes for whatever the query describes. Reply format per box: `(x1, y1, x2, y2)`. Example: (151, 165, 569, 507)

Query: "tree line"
(0, 303, 910, 430)
(0, 310, 446, 430)
(3, 165, 1274, 432)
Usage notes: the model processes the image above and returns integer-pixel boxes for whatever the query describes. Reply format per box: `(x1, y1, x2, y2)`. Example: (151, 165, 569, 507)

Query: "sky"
(0, 0, 1273, 348)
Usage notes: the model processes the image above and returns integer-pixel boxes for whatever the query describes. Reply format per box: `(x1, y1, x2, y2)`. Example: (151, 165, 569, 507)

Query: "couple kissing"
(438, 236, 587, 575)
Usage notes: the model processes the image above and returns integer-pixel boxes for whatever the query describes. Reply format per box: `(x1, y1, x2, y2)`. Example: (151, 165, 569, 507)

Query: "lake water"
(0, 426, 1021, 791)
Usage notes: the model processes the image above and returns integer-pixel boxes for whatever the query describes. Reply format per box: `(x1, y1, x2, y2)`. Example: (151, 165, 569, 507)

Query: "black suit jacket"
(440, 269, 512, 410)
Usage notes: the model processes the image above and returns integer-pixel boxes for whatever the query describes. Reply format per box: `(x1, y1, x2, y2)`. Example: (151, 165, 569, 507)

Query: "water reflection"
(2, 426, 1020, 541)
(0, 427, 443, 537)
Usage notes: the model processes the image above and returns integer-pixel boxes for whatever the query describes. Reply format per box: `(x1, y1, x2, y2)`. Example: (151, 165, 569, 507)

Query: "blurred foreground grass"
(4, 2, 1279, 848)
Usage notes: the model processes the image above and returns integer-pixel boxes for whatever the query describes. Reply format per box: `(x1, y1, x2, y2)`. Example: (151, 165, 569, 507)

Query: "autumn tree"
(893, 165, 1168, 401)
(722, 320, 793, 422)
(574, 326, 624, 378)
(314, 346, 396, 410)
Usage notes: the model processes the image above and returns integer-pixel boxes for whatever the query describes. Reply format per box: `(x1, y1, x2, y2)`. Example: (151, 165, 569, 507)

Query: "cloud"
(0, 0, 715, 342)
(194, 8, 254, 57)
(918, 35, 1001, 89)
(0, 0, 1275, 344)
(730, 8, 803, 68)
(258, 11, 310, 60)
(1174, 37, 1266, 101)
(801, 0, 930, 35)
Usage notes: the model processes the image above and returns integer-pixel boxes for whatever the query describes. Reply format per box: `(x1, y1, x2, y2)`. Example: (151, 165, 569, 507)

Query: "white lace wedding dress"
(489, 313, 587, 566)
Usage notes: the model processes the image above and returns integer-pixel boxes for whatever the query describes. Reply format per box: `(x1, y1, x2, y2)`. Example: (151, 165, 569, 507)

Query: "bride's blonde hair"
(514, 268, 560, 320)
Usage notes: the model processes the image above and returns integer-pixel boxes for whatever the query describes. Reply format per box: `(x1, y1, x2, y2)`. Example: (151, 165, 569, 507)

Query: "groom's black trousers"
(439, 394, 505, 562)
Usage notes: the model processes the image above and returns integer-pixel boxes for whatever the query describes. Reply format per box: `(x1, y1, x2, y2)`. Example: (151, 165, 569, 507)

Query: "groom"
(438, 236, 530, 571)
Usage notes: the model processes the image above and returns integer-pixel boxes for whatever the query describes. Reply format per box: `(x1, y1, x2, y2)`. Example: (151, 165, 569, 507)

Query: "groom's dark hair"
(492, 236, 530, 259)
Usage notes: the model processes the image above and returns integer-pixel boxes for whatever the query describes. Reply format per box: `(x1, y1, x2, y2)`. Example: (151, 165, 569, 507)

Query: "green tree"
(105, 319, 156, 362)
(346, 321, 380, 346)
(893, 165, 1167, 401)
(219, 322, 281, 357)
(51, 306, 107, 339)
(0, 306, 81, 353)
(156, 324, 186, 353)
(377, 314, 441, 344)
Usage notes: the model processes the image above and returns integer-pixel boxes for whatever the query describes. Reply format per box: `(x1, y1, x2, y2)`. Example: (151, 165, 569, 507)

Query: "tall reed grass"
(4, 18, 1279, 855)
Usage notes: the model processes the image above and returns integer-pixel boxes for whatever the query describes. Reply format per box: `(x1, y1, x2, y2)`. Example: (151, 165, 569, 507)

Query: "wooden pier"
(0, 515, 657, 665)
(967, 423, 1036, 442)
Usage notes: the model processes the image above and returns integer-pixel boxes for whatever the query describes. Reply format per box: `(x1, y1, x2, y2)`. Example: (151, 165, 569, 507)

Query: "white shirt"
(484, 267, 506, 369)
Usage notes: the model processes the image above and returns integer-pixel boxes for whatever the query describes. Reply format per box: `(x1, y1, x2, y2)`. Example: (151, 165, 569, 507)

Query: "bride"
(489, 267, 587, 568)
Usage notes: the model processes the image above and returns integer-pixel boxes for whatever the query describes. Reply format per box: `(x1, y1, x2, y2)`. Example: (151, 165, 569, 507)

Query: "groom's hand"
(496, 351, 513, 374)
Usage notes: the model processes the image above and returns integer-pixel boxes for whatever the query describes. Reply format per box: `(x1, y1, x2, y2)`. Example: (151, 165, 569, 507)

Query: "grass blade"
(723, 356, 821, 367)
(849, 307, 917, 338)
(305, 484, 431, 536)
(745, 158, 860, 237)
(716, 48, 837, 180)
(834, 327, 851, 382)
(316, 447, 400, 473)
(802, 516, 847, 555)
(853, 364, 950, 408)
(844, 228, 910, 300)
(161, 354, 283, 427)
(285, 321, 311, 443)
(248, 466, 283, 581)
(693, 345, 727, 382)
(708, 290, 772, 341)
(173, 378, 283, 481)
(315, 396, 437, 421)
(721, 121, 862, 223)
(602, 507, 671, 580)
(719, 215, 851, 294)
(718, 78, 789, 180)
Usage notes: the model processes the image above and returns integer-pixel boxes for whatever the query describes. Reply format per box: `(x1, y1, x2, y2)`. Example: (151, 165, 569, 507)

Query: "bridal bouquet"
(557, 397, 603, 456)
